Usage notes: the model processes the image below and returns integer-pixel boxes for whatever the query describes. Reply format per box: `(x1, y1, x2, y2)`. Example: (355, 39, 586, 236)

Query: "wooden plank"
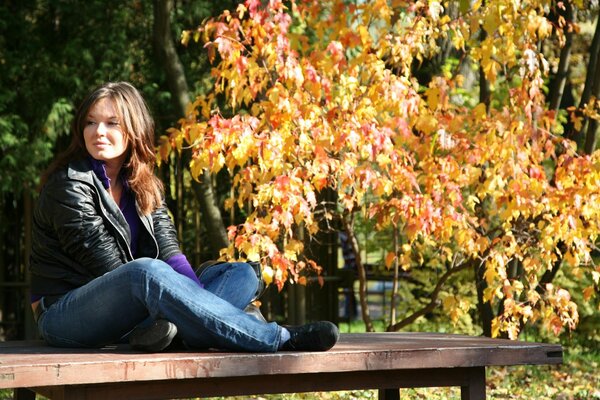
(0, 333, 562, 390)
(25, 367, 488, 400)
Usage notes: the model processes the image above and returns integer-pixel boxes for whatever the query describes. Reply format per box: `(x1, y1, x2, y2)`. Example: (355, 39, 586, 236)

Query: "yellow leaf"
(262, 265, 274, 286)
(425, 87, 440, 110)
(415, 114, 438, 135)
(236, 3, 246, 20)
(483, 265, 498, 285)
(491, 317, 500, 338)
(181, 30, 191, 46)
(483, 286, 496, 302)
(564, 251, 580, 267)
(246, 247, 261, 262)
(473, 103, 487, 120)
(358, 25, 371, 47)
(284, 239, 304, 261)
(483, 8, 500, 35)
(482, 59, 500, 83)
(538, 17, 553, 40)
(189, 158, 205, 181)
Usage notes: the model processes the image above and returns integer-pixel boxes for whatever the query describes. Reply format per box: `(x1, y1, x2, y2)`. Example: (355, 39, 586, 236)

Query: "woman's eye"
(108, 121, 120, 126)
(86, 120, 96, 126)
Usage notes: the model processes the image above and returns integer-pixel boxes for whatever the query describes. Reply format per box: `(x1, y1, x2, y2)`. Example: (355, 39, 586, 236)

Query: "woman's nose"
(96, 122, 108, 135)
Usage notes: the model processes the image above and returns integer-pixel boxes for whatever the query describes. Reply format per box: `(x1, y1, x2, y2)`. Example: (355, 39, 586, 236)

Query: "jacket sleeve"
(151, 202, 184, 261)
(38, 176, 125, 277)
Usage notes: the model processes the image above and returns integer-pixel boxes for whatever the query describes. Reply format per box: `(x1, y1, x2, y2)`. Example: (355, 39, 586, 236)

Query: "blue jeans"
(36, 258, 283, 352)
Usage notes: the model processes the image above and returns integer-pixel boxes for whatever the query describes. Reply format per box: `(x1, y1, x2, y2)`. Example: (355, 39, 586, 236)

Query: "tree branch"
(386, 259, 472, 332)
(342, 214, 374, 332)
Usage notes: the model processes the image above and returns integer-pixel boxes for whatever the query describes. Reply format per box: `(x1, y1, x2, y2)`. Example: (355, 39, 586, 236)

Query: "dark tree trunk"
(342, 214, 374, 332)
(548, 3, 575, 114)
(153, 0, 229, 255)
(583, 46, 600, 154)
(580, 13, 600, 154)
(475, 262, 494, 337)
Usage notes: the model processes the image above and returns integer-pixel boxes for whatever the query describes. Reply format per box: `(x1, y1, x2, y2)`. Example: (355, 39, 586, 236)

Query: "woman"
(30, 81, 338, 352)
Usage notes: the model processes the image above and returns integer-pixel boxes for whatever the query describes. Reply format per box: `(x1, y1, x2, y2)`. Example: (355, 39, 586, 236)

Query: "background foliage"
(0, 0, 598, 397)
(0, 0, 236, 340)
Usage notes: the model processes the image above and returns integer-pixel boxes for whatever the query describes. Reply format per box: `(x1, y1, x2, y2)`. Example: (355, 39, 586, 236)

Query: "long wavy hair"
(42, 82, 163, 215)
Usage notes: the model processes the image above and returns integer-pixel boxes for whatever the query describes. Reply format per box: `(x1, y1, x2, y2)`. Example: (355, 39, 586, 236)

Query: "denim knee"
(234, 262, 259, 285)
(121, 258, 173, 282)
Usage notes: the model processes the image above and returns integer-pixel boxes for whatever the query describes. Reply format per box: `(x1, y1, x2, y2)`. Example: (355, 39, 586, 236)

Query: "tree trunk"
(478, 0, 491, 110)
(153, 0, 190, 116)
(548, 3, 574, 114)
(389, 227, 400, 327)
(153, 0, 229, 255)
(578, 12, 600, 114)
(583, 48, 600, 154)
(479, 51, 490, 109)
(342, 215, 374, 332)
(475, 262, 494, 337)
(190, 172, 229, 255)
(580, 13, 600, 154)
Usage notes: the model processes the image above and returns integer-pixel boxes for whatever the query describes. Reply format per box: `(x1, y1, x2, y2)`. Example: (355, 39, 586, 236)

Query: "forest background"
(0, 0, 599, 398)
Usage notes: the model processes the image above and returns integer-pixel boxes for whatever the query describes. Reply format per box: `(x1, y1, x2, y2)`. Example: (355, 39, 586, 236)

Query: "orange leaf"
(385, 251, 396, 269)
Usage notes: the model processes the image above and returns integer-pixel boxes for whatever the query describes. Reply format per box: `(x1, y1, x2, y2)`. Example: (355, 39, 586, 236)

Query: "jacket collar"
(67, 157, 128, 191)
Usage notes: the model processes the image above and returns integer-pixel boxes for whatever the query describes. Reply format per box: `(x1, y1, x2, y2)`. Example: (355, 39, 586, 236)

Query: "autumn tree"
(165, 0, 600, 338)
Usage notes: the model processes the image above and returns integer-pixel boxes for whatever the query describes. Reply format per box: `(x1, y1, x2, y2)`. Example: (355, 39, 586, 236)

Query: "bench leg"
(378, 388, 400, 400)
(14, 388, 36, 400)
(461, 367, 486, 400)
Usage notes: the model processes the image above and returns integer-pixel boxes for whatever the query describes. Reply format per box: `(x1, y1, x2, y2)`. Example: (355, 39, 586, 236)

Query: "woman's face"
(83, 98, 128, 167)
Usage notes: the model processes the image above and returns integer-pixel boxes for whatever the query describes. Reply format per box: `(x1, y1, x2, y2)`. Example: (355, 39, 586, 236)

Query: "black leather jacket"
(30, 158, 182, 297)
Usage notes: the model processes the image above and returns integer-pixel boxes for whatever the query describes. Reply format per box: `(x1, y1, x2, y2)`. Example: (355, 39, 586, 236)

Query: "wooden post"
(461, 367, 486, 400)
(379, 388, 400, 400)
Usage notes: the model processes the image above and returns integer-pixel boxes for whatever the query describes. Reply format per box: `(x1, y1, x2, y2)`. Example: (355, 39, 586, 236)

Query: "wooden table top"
(0, 332, 563, 389)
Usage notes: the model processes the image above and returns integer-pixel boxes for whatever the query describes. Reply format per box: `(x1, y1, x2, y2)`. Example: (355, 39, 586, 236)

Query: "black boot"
(281, 321, 339, 351)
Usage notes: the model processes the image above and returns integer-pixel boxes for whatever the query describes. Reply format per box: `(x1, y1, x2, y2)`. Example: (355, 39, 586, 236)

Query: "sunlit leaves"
(170, 0, 600, 338)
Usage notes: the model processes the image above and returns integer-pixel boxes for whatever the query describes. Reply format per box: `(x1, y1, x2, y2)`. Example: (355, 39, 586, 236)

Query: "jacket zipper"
(80, 169, 160, 261)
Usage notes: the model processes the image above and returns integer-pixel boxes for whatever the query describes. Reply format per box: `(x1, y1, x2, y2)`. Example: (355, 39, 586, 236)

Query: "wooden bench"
(0, 332, 562, 400)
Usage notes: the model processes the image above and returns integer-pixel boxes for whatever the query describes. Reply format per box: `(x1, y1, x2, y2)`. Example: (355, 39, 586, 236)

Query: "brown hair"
(42, 82, 163, 215)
